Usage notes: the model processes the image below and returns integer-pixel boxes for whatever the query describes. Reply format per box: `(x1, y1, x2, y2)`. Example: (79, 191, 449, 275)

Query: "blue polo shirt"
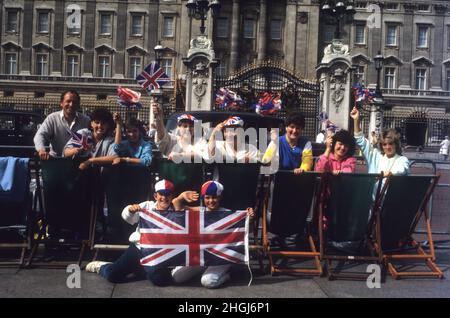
(278, 135, 311, 170)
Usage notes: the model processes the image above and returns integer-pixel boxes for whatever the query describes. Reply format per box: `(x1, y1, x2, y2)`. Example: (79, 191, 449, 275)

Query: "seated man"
(34, 90, 90, 160)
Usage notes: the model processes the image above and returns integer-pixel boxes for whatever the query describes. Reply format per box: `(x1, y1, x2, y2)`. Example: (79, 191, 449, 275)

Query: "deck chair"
(0, 157, 32, 267)
(262, 170, 322, 275)
(92, 164, 152, 258)
(152, 158, 205, 195)
(374, 174, 443, 279)
(27, 158, 96, 267)
(319, 173, 384, 280)
(214, 163, 263, 268)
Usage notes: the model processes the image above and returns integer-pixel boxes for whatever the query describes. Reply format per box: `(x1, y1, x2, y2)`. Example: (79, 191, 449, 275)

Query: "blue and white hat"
(154, 179, 175, 195)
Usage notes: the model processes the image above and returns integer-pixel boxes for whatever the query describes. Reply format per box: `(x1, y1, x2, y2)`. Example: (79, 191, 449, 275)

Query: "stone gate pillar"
(316, 39, 355, 131)
(183, 35, 219, 111)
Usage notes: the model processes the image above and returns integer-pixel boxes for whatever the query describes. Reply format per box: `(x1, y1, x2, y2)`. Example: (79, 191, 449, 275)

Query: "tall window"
(415, 68, 427, 90)
(216, 59, 228, 77)
(100, 13, 112, 35)
(36, 54, 48, 75)
(417, 26, 428, 48)
(129, 57, 141, 79)
(448, 26, 450, 49)
(354, 24, 366, 44)
(163, 17, 174, 37)
(216, 17, 228, 38)
(6, 10, 18, 32)
(5, 53, 17, 75)
(131, 15, 143, 36)
(67, 55, 79, 77)
(160, 58, 173, 79)
(243, 19, 255, 39)
(386, 3, 399, 10)
(270, 19, 282, 40)
(384, 67, 396, 89)
(98, 56, 110, 78)
(323, 25, 334, 42)
(355, 65, 365, 84)
(447, 70, 450, 91)
(386, 25, 397, 46)
(37, 11, 49, 33)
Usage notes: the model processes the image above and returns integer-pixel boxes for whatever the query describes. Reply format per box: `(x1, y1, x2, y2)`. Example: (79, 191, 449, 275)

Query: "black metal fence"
(214, 61, 321, 140)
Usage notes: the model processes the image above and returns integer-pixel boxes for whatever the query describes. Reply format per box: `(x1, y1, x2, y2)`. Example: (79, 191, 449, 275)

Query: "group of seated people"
(32, 90, 411, 288)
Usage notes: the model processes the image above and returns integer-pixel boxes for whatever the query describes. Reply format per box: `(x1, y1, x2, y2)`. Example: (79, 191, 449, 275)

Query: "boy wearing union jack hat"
(152, 102, 207, 161)
(85, 179, 198, 286)
(170, 181, 254, 289)
(207, 116, 259, 163)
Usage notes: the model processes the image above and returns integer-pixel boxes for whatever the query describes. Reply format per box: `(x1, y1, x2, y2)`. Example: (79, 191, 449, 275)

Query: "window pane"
(5, 53, 17, 74)
(67, 55, 79, 77)
(270, 20, 282, 40)
(100, 14, 111, 34)
(418, 26, 428, 47)
(7, 11, 18, 32)
(447, 70, 450, 91)
(217, 18, 228, 38)
(386, 25, 396, 46)
(384, 67, 395, 89)
(243, 19, 254, 39)
(324, 25, 334, 42)
(163, 17, 174, 37)
(161, 59, 173, 79)
(38, 12, 49, 33)
(355, 65, 365, 83)
(98, 56, 110, 77)
(415, 69, 426, 90)
(355, 24, 365, 44)
(131, 15, 142, 35)
(129, 57, 141, 79)
(36, 54, 48, 75)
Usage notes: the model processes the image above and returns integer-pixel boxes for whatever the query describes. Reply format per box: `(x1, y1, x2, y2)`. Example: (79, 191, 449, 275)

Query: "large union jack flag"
(66, 129, 92, 150)
(136, 62, 170, 94)
(139, 208, 249, 267)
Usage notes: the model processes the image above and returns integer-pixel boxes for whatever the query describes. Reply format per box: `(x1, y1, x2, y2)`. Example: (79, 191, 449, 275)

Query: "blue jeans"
(99, 244, 172, 286)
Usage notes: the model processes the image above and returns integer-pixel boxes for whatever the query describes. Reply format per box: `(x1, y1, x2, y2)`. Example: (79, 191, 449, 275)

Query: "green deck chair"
(263, 170, 322, 275)
(152, 158, 204, 196)
(28, 158, 95, 266)
(375, 174, 443, 279)
(94, 165, 152, 254)
(319, 173, 383, 280)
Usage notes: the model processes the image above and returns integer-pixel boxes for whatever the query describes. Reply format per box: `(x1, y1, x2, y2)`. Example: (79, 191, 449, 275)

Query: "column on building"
(257, 0, 267, 62)
(20, 0, 34, 75)
(52, 1, 64, 76)
(284, 1, 297, 70)
(431, 6, 445, 90)
(83, 0, 96, 76)
(398, 4, 414, 89)
(229, 0, 240, 72)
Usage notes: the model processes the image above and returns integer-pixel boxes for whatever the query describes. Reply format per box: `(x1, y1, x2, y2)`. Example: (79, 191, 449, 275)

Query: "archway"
(405, 111, 427, 147)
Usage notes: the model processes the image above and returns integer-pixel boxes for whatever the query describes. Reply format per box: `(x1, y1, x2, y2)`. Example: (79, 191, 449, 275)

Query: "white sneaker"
(85, 261, 111, 274)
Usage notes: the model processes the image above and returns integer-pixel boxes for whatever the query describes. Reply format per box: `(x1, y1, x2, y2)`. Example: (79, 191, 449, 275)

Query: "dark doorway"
(405, 112, 427, 147)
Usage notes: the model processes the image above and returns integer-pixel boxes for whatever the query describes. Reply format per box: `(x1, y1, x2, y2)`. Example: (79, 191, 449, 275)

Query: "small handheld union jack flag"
(66, 129, 92, 150)
(136, 62, 170, 94)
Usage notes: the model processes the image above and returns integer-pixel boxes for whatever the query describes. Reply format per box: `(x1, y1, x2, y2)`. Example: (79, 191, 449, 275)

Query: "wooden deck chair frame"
(318, 173, 384, 280)
(262, 171, 322, 276)
(372, 174, 443, 279)
(0, 158, 36, 267)
(27, 159, 97, 268)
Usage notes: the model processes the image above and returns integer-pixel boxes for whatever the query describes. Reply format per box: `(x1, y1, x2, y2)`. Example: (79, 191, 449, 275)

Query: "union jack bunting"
(139, 208, 249, 267)
(66, 129, 92, 150)
(136, 62, 170, 94)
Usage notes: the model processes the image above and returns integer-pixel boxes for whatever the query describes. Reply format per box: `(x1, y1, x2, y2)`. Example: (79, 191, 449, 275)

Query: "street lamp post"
(186, 0, 221, 35)
(321, 0, 356, 39)
(370, 51, 386, 139)
(150, 41, 165, 126)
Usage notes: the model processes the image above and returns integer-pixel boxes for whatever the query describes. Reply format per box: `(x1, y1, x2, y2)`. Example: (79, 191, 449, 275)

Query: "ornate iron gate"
(214, 61, 321, 140)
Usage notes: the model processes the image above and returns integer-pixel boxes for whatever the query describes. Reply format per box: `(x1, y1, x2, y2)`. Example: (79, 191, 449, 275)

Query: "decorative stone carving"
(322, 39, 350, 64)
(330, 67, 346, 112)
